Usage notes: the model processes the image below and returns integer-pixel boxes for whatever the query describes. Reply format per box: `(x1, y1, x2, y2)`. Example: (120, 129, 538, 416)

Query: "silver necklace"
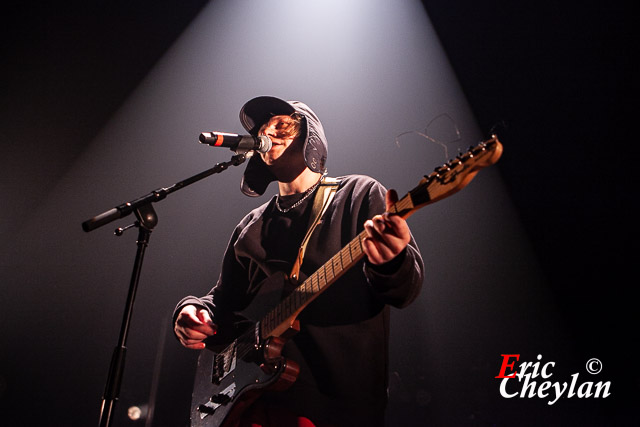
(275, 178, 322, 213)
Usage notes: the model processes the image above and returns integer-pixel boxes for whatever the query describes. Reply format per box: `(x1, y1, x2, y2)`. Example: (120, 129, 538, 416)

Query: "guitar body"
(190, 328, 300, 427)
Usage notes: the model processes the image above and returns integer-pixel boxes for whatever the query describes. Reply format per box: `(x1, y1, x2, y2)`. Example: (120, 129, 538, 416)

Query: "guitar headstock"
(391, 135, 503, 217)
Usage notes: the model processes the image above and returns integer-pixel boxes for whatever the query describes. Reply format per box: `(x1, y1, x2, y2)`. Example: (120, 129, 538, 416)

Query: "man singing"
(174, 96, 424, 426)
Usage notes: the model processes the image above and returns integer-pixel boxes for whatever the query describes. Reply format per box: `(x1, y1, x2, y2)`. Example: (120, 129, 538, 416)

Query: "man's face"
(258, 114, 304, 167)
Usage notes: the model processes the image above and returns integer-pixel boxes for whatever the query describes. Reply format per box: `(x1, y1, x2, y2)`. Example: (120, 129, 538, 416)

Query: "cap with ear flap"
(239, 96, 328, 197)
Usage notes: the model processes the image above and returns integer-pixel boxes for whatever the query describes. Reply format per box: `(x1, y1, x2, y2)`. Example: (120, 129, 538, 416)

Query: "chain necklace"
(275, 177, 323, 213)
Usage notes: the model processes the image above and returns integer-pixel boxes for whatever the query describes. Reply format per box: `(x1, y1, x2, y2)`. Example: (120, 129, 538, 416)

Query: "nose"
(265, 129, 279, 139)
(265, 127, 288, 140)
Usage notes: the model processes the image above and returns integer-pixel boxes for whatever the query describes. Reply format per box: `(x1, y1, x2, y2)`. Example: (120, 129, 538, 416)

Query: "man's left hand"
(362, 189, 411, 265)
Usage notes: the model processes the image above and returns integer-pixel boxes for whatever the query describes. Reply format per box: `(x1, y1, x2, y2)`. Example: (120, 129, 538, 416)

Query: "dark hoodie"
(175, 100, 424, 426)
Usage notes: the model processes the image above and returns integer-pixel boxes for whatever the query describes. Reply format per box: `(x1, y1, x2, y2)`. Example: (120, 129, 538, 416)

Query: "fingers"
(195, 308, 215, 333)
(180, 338, 208, 350)
(385, 188, 399, 212)
(363, 189, 411, 265)
(176, 305, 217, 335)
(174, 305, 217, 350)
(363, 216, 408, 264)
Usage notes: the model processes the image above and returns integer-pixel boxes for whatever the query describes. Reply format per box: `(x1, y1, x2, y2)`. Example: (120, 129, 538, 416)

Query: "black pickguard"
(190, 327, 288, 427)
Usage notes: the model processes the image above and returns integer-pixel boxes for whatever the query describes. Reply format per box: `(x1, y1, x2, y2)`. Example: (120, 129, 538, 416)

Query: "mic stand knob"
(115, 222, 138, 236)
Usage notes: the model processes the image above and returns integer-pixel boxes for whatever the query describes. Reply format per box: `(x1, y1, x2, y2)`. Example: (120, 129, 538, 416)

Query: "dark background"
(1, 1, 636, 426)
(429, 0, 635, 366)
(425, 1, 637, 424)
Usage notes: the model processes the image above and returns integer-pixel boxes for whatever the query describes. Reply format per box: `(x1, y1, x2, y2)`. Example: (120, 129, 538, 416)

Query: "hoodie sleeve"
(172, 219, 255, 346)
(358, 178, 425, 308)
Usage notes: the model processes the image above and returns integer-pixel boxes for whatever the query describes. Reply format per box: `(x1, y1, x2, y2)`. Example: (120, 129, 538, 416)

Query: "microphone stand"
(83, 151, 251, 427)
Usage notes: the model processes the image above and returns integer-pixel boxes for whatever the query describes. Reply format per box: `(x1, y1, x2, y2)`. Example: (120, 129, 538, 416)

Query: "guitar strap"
(289, 176, 340, 282)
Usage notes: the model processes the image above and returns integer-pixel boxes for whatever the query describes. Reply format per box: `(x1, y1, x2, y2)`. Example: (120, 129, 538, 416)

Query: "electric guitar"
(190, 135, 504, 426)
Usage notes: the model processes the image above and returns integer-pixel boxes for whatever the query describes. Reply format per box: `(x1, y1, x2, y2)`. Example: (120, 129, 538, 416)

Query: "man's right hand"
(174, 305, 217, 350)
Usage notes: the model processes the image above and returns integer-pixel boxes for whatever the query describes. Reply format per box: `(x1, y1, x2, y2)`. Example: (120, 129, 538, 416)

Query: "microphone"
(199, 132, 272, 153)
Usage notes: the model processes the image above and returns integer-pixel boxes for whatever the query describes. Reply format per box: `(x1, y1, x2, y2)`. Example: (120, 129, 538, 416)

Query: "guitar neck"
(258, 193, 419, 339)
(259, 229, 366, 338)
(259, 135, 502, 339)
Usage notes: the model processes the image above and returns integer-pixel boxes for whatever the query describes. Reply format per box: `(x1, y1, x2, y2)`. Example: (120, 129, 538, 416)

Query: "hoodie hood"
(239, 96, 328, 197)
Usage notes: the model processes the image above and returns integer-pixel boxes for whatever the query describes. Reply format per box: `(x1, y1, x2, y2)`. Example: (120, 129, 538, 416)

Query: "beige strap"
(289, 177, 340, 281)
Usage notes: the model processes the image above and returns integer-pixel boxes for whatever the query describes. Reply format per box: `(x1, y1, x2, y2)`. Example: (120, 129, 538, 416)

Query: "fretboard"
(259, 193, 417, 339)
(256, 136, 502, 340)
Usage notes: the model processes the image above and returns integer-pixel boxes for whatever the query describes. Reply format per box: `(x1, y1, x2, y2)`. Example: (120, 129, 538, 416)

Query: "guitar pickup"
(212, 343, 237, 384)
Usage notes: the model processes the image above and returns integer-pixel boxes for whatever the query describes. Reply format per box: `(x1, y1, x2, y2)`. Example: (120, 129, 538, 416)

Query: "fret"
(306, 281, 314, 296)
(342, 244, 352, 265)
(294, 285, 301, 306)
(306, 273, 314, 293)
(275, 301, 282, 326)
(318, 267, 326, 289)
(305, 274, 312, 294)
(290, 293, 297, 317)
(357, 232, 366, 256)
(349, 235, 361, 260)
(289, 287, 301, 316)
(325, 259, 334, 282)
(291, 289, 299, 310)
(296, 286, 305, 306)
(332, 254, 342, 276)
